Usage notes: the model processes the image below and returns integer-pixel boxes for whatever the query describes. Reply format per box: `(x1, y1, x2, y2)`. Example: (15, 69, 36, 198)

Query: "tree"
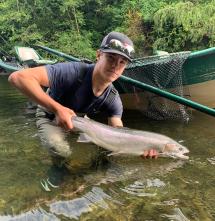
(153, 1, 215, 52)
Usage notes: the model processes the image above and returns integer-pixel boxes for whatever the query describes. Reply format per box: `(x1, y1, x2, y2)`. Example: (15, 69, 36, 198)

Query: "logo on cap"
(101, 38, 134, 60)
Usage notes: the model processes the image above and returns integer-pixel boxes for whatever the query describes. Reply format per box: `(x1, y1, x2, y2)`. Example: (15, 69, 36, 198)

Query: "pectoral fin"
(107, 151, 123, 156)
(77, 133, 92, 143)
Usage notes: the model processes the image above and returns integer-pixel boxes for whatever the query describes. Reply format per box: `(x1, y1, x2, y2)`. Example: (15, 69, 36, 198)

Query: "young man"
(9, 31, 157, 159)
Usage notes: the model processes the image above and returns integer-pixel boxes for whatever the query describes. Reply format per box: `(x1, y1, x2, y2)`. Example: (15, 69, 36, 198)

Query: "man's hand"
(142, 149, 158, 159)
(55, 106, 76, 130)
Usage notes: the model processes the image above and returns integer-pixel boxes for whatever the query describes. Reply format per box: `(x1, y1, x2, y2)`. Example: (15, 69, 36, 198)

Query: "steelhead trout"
(72, 116, 189, 160)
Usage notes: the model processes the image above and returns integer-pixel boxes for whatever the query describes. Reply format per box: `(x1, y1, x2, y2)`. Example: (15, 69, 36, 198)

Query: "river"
(0, 74, 214, 221)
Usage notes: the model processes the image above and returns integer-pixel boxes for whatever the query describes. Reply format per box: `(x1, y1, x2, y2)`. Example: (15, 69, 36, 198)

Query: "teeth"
(181, 155, 189, 160)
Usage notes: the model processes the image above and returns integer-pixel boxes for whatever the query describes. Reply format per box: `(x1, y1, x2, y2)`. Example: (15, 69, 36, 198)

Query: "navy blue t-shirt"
(46, 62, 123, 117)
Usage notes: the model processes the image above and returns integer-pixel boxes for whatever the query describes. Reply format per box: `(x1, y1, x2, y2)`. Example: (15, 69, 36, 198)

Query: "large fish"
(72, 116, 189, 160)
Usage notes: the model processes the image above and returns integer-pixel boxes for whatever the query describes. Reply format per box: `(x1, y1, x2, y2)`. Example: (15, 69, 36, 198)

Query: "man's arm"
(108, 116, 123, 127)
(8, 66, 76, 129)
(9, 66, 50, 104)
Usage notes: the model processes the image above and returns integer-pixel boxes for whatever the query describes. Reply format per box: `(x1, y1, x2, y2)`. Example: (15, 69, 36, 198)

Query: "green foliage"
(0, 0, 215, 59)
(81, 0, 125, 48)
(116, 0, 168, 56)
(53, 30, 95, 60)
(121, 0, 167, 21)
(153, 1, 215, 52)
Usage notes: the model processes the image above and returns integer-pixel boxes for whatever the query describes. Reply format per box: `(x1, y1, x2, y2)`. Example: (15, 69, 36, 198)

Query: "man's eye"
(108, 55, 114, 61)
(121, 60, 127, 65)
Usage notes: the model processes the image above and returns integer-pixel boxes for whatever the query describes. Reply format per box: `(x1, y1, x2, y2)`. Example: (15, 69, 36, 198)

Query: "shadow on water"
(0, 75, 215, 220)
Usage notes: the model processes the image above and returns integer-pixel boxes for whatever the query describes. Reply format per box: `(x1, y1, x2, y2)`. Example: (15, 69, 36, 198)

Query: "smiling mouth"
(108, 69, 116, 73)
(107, 70, 118, 76)
(159, 151, 189, 160)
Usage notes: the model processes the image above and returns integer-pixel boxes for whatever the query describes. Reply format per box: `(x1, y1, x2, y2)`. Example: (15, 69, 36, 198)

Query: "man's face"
(96, 50, 129, 82)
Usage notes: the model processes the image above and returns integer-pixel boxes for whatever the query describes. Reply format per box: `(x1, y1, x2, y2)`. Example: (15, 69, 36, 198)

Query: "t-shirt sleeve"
(46, 62, 79, 92)
(106, 93, 123, 118)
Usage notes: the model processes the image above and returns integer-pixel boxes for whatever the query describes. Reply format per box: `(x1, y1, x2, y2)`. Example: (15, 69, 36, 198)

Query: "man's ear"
(96, 50, 102, 61)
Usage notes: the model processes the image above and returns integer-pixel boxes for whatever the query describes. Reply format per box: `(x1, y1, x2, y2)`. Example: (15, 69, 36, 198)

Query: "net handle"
(120, 75, 215, 117)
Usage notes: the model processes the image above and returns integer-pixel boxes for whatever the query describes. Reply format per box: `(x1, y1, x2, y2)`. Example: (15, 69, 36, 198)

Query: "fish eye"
(179, 147, 183, 151)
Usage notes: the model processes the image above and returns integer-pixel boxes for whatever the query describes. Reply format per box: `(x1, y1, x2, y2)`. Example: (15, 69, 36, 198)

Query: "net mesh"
(115, 51, 191, 121)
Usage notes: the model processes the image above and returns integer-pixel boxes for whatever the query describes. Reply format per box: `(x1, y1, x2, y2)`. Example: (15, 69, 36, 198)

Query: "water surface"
(0, 75, 215, 221)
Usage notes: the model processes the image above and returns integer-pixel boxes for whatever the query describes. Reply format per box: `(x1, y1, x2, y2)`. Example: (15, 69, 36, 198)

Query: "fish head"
(162, 142, 189, 160)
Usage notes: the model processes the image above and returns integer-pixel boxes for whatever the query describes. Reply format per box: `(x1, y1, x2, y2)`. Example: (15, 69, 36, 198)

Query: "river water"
(0, 74, 214, 221)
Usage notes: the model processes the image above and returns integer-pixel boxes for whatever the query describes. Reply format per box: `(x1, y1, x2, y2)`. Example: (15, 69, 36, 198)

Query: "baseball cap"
(100, 31, 135, 61)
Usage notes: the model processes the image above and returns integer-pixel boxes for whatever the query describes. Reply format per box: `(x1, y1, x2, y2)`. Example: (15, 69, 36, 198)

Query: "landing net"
(115, 52, 191, 121)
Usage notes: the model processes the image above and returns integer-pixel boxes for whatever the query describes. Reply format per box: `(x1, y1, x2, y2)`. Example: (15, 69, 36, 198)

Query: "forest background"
(1, 0, 215, 60)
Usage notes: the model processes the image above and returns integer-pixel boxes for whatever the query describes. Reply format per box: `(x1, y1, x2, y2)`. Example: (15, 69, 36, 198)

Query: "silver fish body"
(72, 116, 189, 160)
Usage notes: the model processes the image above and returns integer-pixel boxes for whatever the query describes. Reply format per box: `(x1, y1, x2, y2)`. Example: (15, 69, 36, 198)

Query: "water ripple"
(207, 156, 215, 165)
(0, 208, 59, 221)
(153, 198, 179, 206)
(49, 187, 122, 220)
(161, 208, 190, 221)
(120, 178, 165, 197)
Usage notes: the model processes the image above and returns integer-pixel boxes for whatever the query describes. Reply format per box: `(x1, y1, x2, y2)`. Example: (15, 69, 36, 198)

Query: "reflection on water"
(0, 75, 215, 220)
(120, 178, 165, 197)
(0, 208, 59, 221)
(207, 156, 215, 165)
(49, 186, 123, 219)
(161, 208, 190, 221)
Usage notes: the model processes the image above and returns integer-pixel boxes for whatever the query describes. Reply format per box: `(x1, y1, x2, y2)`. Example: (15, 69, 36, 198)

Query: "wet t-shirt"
(46, 62, 123, 117)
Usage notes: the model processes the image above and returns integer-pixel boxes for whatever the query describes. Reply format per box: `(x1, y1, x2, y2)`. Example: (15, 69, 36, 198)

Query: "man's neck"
(92, 70, 110, 97)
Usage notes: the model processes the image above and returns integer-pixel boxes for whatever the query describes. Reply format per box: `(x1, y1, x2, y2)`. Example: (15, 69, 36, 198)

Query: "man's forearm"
(8, 68, 62, 114)
(108, 117, 123, 127)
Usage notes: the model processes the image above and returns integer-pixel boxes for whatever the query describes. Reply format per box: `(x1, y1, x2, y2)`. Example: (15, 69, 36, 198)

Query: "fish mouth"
(159, 151, 189, 160)
(173, 151, 190, 160)
(177, 153, 189, 160)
